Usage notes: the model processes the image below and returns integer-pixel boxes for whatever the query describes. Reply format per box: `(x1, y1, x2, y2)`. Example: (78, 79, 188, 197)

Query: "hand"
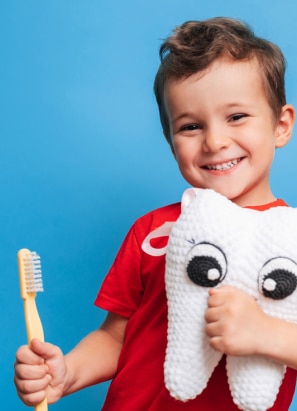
(204, 285, 272, 357)
(14, 338, 67, 406)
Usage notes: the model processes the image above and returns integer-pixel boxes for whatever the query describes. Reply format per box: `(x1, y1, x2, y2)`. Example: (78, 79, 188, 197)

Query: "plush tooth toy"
(144, 188, 297, 411)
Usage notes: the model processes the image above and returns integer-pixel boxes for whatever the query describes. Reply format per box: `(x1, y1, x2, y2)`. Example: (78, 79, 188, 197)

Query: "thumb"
(30, 338, 62, 361)
(209, 285, 234, 295)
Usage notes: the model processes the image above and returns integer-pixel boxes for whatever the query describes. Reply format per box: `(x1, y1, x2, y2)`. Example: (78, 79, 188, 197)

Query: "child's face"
(164, 58, 292, 206)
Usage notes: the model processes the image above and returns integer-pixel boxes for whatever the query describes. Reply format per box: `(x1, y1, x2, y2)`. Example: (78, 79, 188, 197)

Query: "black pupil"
(262, 269, 297, 300)
(187, 256, 222, 287)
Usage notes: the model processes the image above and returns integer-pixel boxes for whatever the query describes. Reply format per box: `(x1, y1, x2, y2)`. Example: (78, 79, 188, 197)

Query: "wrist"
(252, 311, 297, 371)
(252, 312, 279, 357)
(62, 353, 78, 396)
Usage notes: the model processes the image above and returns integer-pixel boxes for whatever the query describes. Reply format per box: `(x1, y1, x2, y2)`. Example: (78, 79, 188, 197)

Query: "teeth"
(205, 158, 241, 171)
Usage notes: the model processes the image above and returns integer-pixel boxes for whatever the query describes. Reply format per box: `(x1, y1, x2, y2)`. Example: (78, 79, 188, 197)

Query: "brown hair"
(154, 17, 287, 143)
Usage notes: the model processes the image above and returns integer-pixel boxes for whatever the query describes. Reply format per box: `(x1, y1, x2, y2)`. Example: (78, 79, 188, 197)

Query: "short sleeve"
(94, 224, 144, 318)
(94, 202, 181, 318)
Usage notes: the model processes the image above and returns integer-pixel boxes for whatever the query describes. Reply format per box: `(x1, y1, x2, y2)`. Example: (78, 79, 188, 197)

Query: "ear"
(275, 104, 295, 148)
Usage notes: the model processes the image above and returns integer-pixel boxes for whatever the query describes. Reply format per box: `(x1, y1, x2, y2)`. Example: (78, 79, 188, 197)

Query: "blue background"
(2, 1, 297, 409)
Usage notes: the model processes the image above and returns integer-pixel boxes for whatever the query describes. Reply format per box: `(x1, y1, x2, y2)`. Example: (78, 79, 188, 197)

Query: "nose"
(202, 126, 231, 152)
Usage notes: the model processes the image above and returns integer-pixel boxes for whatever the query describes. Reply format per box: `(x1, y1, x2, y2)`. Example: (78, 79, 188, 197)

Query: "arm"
(262, 315, 297, 370)
(14, 312, 128, 406)
(64, 312, 127, 395)
(204, 285, 297, 369)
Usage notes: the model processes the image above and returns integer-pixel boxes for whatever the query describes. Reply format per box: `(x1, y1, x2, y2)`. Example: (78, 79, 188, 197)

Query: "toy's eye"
(259, 257, 297, 300)
(186, 242, 227, 287)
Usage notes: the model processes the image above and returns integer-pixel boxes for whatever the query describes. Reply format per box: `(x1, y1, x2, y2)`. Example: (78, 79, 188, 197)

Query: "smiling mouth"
(203, 158, 242, 171)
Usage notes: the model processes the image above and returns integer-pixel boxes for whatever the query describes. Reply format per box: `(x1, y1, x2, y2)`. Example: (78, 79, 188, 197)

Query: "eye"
(258, 257, 297, 300)
(229, 113, 246, 122)
(185, 242, 227, 287)
(180, 123, 201, 132)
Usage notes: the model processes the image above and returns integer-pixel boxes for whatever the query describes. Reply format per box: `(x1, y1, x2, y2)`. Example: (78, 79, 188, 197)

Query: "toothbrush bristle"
(24, 251, 43, 293)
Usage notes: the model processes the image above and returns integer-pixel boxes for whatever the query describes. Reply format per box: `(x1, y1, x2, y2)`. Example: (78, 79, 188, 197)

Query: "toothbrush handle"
(24, 298, 47, 410)
(35, 397, 48, 411)
(24, 297, 44, 343)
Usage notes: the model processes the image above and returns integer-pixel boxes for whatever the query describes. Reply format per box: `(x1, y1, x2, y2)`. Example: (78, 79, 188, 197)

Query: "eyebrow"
(172, 112, 193, 123)
(172, 102, 251, 123)
(225, 102, 250, 108)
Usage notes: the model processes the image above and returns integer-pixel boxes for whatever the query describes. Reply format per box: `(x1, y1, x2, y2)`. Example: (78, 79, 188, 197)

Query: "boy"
(14, 17, 297, 410)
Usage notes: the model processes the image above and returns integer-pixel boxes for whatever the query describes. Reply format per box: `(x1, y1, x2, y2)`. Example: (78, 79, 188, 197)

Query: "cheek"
(257, 136, 276, 155)
(173, 138, 198, 159)
(174, 148, 193, 168)
(243, 127, 275, 154)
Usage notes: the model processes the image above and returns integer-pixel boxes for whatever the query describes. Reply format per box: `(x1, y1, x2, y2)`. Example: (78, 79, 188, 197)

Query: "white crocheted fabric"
(163, 188, 297, 411)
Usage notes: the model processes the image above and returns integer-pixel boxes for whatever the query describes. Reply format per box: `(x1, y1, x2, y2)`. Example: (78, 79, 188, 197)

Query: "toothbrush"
(18, 248, 48, 411)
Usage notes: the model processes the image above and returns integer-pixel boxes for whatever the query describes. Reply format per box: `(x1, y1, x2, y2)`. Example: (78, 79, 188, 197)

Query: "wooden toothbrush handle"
(35, 396, 48, 411)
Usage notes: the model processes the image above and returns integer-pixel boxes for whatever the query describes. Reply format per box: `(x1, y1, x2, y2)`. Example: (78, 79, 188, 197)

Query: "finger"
(204, 322, 226, 352)
(207, 291, 227, 308)
(205, 319, 222, 336)
(16, 345, 46, 366)
(16, 385, 48, 407)
(205, 306, 221, 323)
(15, 372, 51, 394)
(207, 335, 225, 353)
(15, 362, 49, 380)
(209, 284, 236, 296)
(208, 284, 240, 306)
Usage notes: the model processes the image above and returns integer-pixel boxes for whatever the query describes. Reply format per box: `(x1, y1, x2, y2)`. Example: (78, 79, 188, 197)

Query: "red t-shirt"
(95, 199, 297, 410)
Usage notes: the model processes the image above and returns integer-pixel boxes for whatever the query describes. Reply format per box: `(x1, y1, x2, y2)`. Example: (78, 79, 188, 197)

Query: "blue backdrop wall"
(2, 1, 297, 409)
